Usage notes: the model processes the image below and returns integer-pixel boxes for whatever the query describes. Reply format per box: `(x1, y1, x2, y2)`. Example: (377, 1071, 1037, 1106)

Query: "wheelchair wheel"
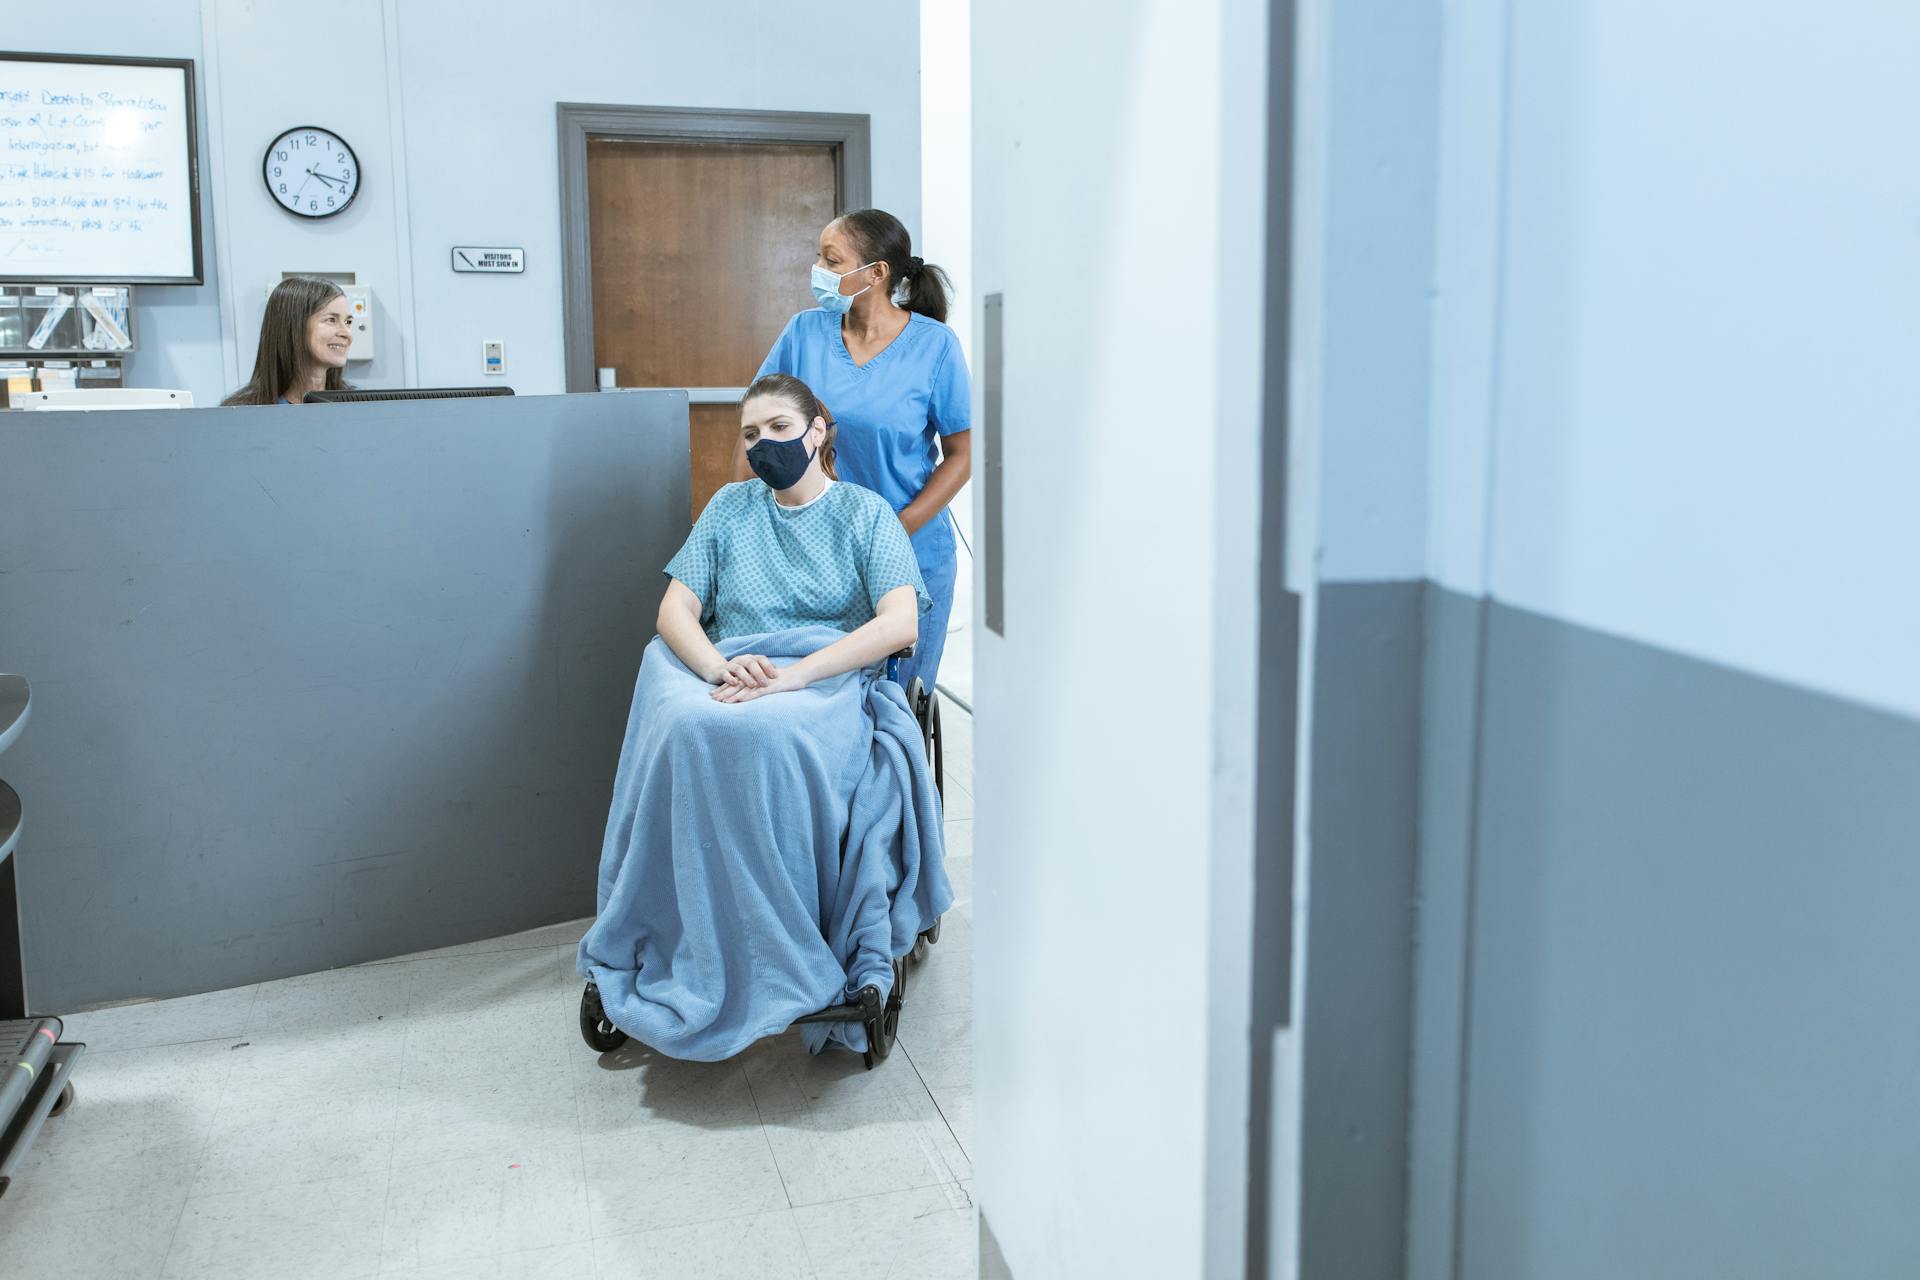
(905, 678, 944, 802)
(579, 982, 628, 1053)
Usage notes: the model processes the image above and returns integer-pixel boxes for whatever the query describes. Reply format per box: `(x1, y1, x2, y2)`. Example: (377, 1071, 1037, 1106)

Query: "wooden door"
(587, 140, 835, 518)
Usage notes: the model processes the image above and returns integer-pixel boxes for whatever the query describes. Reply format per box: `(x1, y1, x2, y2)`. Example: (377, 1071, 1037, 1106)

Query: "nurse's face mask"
(746, 416, 822, 491)
(810, 261, 878, 316)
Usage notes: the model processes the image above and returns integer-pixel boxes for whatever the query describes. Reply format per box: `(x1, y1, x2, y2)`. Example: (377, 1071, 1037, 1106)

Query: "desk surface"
(0, 677, 25, 757)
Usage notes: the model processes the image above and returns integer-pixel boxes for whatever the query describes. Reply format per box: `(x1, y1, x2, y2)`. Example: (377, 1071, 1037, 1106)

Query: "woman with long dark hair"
(749, 208, 972, 694)
(221, 276, 354, 405)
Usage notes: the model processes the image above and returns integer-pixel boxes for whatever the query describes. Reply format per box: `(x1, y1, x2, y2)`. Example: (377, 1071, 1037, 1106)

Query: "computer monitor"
(306, 387, 514, 403)
(14, 388, 194, 410)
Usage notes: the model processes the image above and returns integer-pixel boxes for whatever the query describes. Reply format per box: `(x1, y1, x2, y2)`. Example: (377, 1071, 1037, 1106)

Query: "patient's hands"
(711, 654, 779, 689)
(711, 662, 811, 704)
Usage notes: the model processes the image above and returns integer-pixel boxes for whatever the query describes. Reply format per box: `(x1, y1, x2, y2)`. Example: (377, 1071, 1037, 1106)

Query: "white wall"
(919, 0, 973, 366)
(920, 0, 977, 658)
(202, 0, 414, 391)
(1308, 0, 1441, 584)
(1421, 0, 1506, 595)
(971, 0, 1267, 1274)
(17, 0, 922, 404)
(393, 0, 921, 394)
(1427, 0, 1920, 719)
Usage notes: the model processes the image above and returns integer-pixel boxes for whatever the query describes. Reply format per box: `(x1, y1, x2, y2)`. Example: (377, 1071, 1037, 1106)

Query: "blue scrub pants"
(895, 526, 956, 696)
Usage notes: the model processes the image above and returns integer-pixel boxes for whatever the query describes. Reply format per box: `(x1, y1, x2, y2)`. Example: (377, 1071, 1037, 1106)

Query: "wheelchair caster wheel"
(859, 993, 881, 1070)
(911, 915, 941, 964)
(857, 981, 898, 1070)
(49, 1083, 75, 1118)
(579, 982, 628, 1053)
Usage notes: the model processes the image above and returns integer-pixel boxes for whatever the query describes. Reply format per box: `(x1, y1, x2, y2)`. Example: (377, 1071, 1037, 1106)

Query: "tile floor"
(0, 700, 978, 1280)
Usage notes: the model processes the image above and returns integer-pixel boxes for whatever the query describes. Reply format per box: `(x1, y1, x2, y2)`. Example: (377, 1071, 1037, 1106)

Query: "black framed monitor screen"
(305, 388, 516, 403)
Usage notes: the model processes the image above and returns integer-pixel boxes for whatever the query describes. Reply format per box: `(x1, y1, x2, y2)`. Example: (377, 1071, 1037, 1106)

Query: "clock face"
(263, 127, 360, 219)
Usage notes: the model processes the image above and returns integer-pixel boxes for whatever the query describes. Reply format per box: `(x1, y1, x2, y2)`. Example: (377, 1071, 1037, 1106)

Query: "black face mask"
(746, 430, 817, 491)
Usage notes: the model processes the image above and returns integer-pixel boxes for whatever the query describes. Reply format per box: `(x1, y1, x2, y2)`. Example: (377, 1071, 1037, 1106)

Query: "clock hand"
(307, 169, 337, 188)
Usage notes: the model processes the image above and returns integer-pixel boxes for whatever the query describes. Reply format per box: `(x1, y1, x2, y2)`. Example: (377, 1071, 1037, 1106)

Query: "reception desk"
(0, 391, 691, 1010)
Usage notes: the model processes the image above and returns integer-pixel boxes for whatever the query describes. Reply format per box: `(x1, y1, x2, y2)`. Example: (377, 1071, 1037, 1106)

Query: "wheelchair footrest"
(792, 985, 882, 1027)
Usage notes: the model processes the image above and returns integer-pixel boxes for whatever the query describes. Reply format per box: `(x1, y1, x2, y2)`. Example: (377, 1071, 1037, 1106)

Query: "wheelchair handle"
(884, 644, 916, 683)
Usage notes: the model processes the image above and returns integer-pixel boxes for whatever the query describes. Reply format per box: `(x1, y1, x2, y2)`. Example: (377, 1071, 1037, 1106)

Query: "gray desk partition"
(0, 392, 691, 1010)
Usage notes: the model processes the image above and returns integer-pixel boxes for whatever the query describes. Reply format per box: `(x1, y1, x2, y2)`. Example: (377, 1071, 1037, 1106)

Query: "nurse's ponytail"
(837, 208, 952, 325)
(743, 373, 837, 480)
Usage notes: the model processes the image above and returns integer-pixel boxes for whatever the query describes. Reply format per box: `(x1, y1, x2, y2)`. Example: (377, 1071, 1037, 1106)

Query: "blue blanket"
(578, 627, 950, 1060)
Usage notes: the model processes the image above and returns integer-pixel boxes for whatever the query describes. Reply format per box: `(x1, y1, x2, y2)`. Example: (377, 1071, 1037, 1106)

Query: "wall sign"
(451, 247, 525, 274)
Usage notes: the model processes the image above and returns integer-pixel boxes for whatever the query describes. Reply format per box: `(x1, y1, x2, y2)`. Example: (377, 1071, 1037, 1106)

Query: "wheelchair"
(578, 654, 946, 1070)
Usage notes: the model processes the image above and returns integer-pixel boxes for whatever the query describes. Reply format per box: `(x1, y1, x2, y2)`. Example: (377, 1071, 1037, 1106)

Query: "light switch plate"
(483, 339, 506, 376)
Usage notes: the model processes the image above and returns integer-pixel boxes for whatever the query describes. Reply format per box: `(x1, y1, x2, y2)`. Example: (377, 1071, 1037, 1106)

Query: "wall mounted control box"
(340, 285, 373, 362)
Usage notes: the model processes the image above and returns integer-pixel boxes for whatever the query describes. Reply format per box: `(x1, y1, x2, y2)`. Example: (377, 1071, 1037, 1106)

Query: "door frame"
(555, 104, 873, 394)
(1248, 0, 1302, 1274)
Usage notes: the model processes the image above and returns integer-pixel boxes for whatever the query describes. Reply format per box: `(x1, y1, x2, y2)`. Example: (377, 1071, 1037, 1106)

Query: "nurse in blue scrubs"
(749, 208, 972, 693)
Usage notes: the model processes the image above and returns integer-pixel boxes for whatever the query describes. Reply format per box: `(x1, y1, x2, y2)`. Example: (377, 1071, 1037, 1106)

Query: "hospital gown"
(666, 478, 931, 639)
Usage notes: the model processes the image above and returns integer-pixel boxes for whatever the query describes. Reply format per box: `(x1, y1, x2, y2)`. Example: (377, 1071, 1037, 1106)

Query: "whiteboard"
(0, 53, 203, 283)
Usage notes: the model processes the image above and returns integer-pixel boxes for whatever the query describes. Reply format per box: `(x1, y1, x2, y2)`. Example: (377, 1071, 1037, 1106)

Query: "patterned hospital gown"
(664, 480, 931, 642)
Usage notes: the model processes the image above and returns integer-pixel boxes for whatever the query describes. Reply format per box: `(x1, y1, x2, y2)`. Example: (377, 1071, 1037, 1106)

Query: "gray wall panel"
(1303, 579, 1425, 1280)
(1405, 584, 1484, 1280)
(1457, 602, 1920, 1279)
(1321, 586, 1920, 1279)
(0, 392, 690, 1010)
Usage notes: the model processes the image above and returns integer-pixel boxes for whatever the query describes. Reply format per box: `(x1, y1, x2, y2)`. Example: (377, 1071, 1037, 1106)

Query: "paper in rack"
(81, 293, 132, 350)
(27, 294, 74, 350)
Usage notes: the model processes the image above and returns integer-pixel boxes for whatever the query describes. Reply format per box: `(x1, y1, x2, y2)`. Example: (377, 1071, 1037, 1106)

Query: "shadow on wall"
(1453, 604, 1920, 1278)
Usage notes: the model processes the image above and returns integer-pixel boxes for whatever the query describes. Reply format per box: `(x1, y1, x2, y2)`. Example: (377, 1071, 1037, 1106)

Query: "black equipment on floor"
(0, 676, 84, 1198)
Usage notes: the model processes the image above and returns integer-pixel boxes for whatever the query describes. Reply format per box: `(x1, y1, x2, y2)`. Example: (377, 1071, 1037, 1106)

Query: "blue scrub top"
(756, 309, 972, 561)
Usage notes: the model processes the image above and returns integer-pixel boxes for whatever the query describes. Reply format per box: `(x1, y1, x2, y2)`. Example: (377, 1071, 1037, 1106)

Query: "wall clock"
(263, 126, 360, 219)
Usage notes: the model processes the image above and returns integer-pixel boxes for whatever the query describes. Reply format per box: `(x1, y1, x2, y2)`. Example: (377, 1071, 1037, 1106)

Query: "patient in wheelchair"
(577, 373, 952, 1061)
